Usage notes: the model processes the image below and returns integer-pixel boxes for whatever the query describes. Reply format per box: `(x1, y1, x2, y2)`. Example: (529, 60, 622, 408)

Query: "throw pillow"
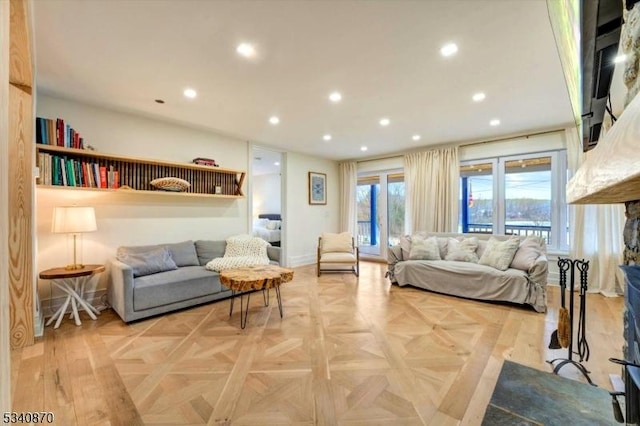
(266, 220, 281, 230)
(409, 236, 441, 260)
(253, 218, 269, 228)
(117, 247, 178, 277)
(510, 236, 544, 271)
(478, 237, 520, 271)
(444, 237, 479, 263)
(321, 232, 353, 253)
(399, 232, 428, 260)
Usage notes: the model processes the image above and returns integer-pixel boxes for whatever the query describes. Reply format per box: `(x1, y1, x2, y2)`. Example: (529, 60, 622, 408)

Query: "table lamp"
(52, 206, 97, 270)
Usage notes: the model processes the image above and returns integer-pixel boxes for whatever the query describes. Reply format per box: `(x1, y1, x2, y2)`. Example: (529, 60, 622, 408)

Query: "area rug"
(482, 360, 617, 425)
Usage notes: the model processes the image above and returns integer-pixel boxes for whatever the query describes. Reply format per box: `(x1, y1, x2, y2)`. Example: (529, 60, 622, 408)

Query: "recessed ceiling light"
(236, 43, 256, 57)
(440, 42, 458, 57)
(472, 92, 486, 102)
(274, 162, 280, 166)
(379, 118, 390, 126)
(323, 134, 332, 141)
(360, 146, 368, 152)
(269, 116, 280, 125)
(412, 135, 421, 141)
(183, 88, 197, 99)
(490, 119, 500, 126)
(329, 92, 342, 103)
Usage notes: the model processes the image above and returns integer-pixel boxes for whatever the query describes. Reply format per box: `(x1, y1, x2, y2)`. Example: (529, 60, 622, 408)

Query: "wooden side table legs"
(45, 276, 99, 329)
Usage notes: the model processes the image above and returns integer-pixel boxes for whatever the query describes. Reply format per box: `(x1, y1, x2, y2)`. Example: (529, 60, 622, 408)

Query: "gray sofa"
(387, 232, 548, 312)
(108, 240, 281, 322)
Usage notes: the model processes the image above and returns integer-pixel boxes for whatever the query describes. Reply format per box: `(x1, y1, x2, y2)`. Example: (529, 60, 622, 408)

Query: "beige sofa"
(387, 232, 548, 312)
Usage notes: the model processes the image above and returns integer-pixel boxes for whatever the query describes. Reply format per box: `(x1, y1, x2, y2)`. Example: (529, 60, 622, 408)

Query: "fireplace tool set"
(547, 257, 594, 385)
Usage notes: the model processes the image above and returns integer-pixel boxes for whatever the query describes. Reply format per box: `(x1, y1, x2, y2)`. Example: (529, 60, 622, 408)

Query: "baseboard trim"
(42, 288, 108, 319)
(288, 254, 316, 268)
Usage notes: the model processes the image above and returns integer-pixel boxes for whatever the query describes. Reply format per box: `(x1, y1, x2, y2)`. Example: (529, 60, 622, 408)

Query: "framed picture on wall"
(308, 171, 327, 205)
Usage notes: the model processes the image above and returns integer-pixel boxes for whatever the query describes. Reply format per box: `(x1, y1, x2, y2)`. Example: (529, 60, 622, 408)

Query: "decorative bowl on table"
(150, 177, 191, 192)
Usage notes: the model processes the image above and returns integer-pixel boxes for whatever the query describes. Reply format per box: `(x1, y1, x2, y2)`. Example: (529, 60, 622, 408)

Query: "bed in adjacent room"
(253, 213, 281, 246)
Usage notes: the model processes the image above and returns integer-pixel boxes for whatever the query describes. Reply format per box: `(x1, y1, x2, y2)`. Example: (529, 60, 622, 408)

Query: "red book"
(99, 166, 107, 188)
(57, 119, 64, 147)
(113, 171, 119, 189)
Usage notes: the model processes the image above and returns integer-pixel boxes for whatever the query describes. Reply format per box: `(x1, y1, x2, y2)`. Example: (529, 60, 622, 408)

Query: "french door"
(357, 171, 405, 260)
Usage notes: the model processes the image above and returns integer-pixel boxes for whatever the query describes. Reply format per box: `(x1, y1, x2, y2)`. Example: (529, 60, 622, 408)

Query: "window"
(460, 151, 568, 251)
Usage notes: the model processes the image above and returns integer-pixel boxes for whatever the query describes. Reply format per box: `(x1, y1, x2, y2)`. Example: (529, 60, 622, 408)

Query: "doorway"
(251, 147, 283, 250)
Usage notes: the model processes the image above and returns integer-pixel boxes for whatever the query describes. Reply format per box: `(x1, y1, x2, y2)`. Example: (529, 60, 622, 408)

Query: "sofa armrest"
(388, 245, 403, 264)
(528, 253, 549, 286)
(267, 246, 281, 264)
(107, 258, 135, 322)
(386, 245, 403, 283)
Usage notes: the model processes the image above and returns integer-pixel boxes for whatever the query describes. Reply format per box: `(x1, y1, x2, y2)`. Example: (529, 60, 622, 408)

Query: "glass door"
(357, 176, 381, 256)
(387, 173, 405, 247)
(357, 170, 405, 260)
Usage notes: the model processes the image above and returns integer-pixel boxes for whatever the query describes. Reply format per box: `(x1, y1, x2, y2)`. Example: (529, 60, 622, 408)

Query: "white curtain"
(404, 147, 459, 233)
(339, 161, 357, 235)
(566, 127, 625, 295)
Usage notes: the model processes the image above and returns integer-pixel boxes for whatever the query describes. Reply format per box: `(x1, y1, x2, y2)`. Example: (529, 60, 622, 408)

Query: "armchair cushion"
(321, 232, 354, 253)
(320, 252, 358, 263)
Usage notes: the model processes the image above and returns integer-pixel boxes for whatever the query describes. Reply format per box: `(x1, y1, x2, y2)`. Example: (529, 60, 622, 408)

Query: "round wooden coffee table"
(219, 264, 294, 329)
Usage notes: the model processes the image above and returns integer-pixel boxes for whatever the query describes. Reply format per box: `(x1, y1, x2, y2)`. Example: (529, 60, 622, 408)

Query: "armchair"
(316, 232, 359, 277)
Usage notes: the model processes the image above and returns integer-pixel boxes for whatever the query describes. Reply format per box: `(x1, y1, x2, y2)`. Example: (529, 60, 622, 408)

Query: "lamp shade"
(52, 206, 97, 234)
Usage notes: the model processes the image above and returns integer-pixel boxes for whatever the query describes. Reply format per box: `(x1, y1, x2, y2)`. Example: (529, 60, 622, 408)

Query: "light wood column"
(8, 0, 34, 349)
(1, 0, 12, 414)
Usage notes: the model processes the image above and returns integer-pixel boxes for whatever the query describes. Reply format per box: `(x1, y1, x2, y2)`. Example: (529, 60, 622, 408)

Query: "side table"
(39, 264, 105, 329)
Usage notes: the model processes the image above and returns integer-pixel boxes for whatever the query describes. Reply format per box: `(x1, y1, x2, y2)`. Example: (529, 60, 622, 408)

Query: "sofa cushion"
(165, 240, 199, 267)
(321, 232, 353, 253)
(478, 237, 520, 271)
(195, 240, 227, 266)
(510, 236, 544, 271)
(117, 247, 178, 277)
(409, 236, 441, 260)
(117, 241, 199, 267)
(445, 237, 479, 263)
(133, 266, 221, 311)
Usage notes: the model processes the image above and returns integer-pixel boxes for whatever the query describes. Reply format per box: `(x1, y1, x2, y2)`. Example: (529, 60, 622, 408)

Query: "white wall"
(36, 96, 250, 312)
(0, 0, 10, 413)
(285, 152, 339, 266)
(253, 173, 281, 216)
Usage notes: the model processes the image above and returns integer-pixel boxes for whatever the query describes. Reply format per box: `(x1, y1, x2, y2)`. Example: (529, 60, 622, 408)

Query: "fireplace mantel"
(567, 90, 640, 205)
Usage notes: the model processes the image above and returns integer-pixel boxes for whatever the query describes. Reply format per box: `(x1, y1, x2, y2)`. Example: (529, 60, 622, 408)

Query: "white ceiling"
(33, 0, 574, 162)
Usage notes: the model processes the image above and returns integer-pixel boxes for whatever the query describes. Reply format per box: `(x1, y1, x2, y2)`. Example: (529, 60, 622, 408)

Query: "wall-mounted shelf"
(35, 145, 246, 198)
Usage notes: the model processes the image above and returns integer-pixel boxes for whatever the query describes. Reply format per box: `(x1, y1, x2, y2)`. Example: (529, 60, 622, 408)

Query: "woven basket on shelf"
(150, 177, 191, 192)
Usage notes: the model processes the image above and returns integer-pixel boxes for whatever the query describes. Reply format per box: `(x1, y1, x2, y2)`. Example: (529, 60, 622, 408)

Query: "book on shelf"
(35, 117, 84, 149)
(99, 166, 107, 189)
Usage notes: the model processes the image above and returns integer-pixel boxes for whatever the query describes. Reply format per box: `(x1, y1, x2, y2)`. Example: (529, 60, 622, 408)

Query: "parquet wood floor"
(11, 262, 624, 425)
